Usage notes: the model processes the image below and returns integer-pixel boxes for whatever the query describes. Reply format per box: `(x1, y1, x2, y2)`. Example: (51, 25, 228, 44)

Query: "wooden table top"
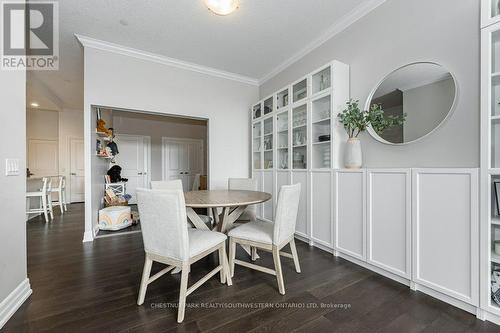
(185, 190, 271, 208)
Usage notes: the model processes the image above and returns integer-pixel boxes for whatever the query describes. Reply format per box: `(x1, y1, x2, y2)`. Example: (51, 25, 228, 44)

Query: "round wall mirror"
(366, 62, 457, 145)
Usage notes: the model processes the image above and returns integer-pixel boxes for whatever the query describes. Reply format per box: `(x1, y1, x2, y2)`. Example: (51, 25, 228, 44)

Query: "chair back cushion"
(228, 178, 258, 218)
(151, 179, 183, 191)
(273, 183, 301, 245)
(137, 188, 189, 261)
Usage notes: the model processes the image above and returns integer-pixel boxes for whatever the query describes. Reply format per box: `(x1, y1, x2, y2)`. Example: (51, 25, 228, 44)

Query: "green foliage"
(337, 99, 407, 138)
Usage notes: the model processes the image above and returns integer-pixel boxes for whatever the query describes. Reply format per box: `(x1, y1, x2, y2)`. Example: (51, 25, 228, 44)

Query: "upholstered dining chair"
(228, 183, 301, 295)
(136, 188, 232, 323)
(228, 178, 258, 223)
(151, 179, 212, 228)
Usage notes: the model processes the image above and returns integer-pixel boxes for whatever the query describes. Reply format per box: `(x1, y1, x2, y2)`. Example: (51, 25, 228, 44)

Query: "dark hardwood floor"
(3, 204, 499, 333)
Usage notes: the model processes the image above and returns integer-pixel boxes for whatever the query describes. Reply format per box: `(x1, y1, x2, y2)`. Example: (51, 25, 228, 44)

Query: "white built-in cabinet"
(334, 170, 366, 261)
(250, 60, 481, 317)
(367, 169, 411, 279)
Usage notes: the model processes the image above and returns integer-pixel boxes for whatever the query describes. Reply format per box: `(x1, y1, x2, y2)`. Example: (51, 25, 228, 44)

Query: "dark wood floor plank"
(1, 203, 495, 333)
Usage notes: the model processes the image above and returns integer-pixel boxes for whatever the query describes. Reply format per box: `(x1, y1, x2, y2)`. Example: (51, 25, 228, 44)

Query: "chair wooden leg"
(229, 237, 236, 277)
(272, 245, 285, 295)
(137, 256, 153, 305)
(48, 195, 54, 220)
(41, 195, 49, 222)
(62, 190, 68, 211)
(290, 239, 301, 273)
(221, 244, 232, 286)
(177, 263, 190, 323)
(218, 245, 226, 284)
(59, 192, 64, 214)
(251, 247, 258, 261)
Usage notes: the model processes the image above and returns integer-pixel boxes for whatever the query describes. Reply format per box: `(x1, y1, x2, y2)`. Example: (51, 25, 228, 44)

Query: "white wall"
(0, 69, 31, 326)
(26, 109, 58, 141)
(83, 47, 258, 240)
(112, 112, 207, 181)
(259, 0, 479, 168)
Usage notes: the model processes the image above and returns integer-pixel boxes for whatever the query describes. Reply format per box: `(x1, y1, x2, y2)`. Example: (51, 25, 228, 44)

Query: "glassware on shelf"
(264, 136, 272, 150)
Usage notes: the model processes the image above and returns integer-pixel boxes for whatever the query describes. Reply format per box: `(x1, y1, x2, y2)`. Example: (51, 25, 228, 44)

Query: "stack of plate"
(323, 148, 331, 166)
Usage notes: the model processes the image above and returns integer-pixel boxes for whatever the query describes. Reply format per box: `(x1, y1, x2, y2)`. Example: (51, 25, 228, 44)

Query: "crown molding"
(75, 34, 259, 86)
(258, 0, 387, 85)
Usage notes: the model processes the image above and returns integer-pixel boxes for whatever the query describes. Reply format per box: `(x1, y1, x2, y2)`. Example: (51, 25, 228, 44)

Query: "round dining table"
(184, 190, 272, 233)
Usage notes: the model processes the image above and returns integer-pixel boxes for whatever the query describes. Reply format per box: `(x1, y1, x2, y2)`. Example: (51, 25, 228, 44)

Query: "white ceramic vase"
(345, 138, 362, 169)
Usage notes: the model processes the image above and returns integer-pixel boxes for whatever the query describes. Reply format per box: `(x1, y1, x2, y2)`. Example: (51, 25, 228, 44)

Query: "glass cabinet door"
(263, 117, 274, 169)
(253, 103, 262, 120)
(292, 104, 307, 169)
(277, 88, 289, 110)
(293, 78, 308, 103)
(491, 0, 500, 20)
(264, 97, 274, 116)
(312, 66, 331, 95)
(252, 122, 262, 169)
(277, 111, 289, 169)
(311, 95, 331, 168)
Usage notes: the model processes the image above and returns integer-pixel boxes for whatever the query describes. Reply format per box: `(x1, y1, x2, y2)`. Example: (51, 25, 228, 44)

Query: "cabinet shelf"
(293, 144, 307, 148)
(312, 117, 331, 125)
(292, 124, 307, 130)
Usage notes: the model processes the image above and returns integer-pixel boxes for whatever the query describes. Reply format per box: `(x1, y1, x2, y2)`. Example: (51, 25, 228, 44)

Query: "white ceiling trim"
(75, 34, 259, 86)
(258, 0, 387, 84)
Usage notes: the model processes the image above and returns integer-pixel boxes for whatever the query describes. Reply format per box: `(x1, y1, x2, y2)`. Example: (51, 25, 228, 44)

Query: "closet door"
(334, 170, 366, 260)
(367, 169, 411, 278)
(311, 171, 333, 248)
(412, 169, 479, 306)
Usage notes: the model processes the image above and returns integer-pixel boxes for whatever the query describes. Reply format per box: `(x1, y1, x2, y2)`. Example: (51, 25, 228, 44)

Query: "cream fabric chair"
(136, 188, 232, 323)
(228, 178, 258, 223)
(151, 180, 212, 228)
(228, 183, 301, 295)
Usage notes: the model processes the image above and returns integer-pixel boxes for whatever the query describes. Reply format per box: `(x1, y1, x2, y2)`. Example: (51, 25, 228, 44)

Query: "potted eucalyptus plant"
(338, 99, 406, 168)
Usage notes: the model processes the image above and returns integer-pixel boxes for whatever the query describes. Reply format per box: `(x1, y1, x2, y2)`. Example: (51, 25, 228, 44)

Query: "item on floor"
(131, 211, 140, 225)
(98, 206, 132, 231)
(107, 165, 128, 183)
(318, 134, 330, 142)
(96, 118, 113, 136)
(104, 188, 129, 207)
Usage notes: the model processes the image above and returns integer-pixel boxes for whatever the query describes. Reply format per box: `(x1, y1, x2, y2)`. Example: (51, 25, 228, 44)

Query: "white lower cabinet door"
(276, 171, 290, 199)
(412, 169, 479, 306)
(292, 172, 308, 238)
(367, 169, 411, 278)
(253, 171, 263, 219)
(334, 170, 366, 260)
(263, 171, 274, 221)
(311, 171, 333, 248)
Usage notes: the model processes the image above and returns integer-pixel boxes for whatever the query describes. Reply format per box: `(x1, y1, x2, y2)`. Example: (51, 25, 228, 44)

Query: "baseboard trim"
(82, 230, 94, 243)
(0, 279, 32, 329)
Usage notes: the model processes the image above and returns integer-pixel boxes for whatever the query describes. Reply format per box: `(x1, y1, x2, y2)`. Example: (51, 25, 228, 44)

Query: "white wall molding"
(75, 34, 259, 86)
(0, 279, 32, 329)
(259, 0, 387, 84)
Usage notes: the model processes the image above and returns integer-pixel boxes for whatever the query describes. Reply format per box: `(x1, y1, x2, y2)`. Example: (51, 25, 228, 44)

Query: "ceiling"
(28, 0, 384, 110)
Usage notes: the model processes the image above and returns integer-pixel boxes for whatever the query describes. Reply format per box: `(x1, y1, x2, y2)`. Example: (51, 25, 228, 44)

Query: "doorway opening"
(90, 106, 209, 239)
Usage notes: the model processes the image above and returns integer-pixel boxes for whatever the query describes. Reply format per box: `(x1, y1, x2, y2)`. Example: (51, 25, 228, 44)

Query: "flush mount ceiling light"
(30, 102, 39, 108)
(205, 0, 239, 16)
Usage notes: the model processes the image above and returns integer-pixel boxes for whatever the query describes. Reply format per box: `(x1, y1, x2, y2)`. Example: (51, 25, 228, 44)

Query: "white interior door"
(115, 135, 150, 204)
(69, 139, 85, 202)
(162, 138, 203, 191)
(28, 139, 58, 177)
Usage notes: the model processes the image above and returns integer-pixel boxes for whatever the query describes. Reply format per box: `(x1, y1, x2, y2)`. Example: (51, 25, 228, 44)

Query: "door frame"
(161, 137, 205, 185)
(68, 137, 84, 203)
(115, 133, 152, 194)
